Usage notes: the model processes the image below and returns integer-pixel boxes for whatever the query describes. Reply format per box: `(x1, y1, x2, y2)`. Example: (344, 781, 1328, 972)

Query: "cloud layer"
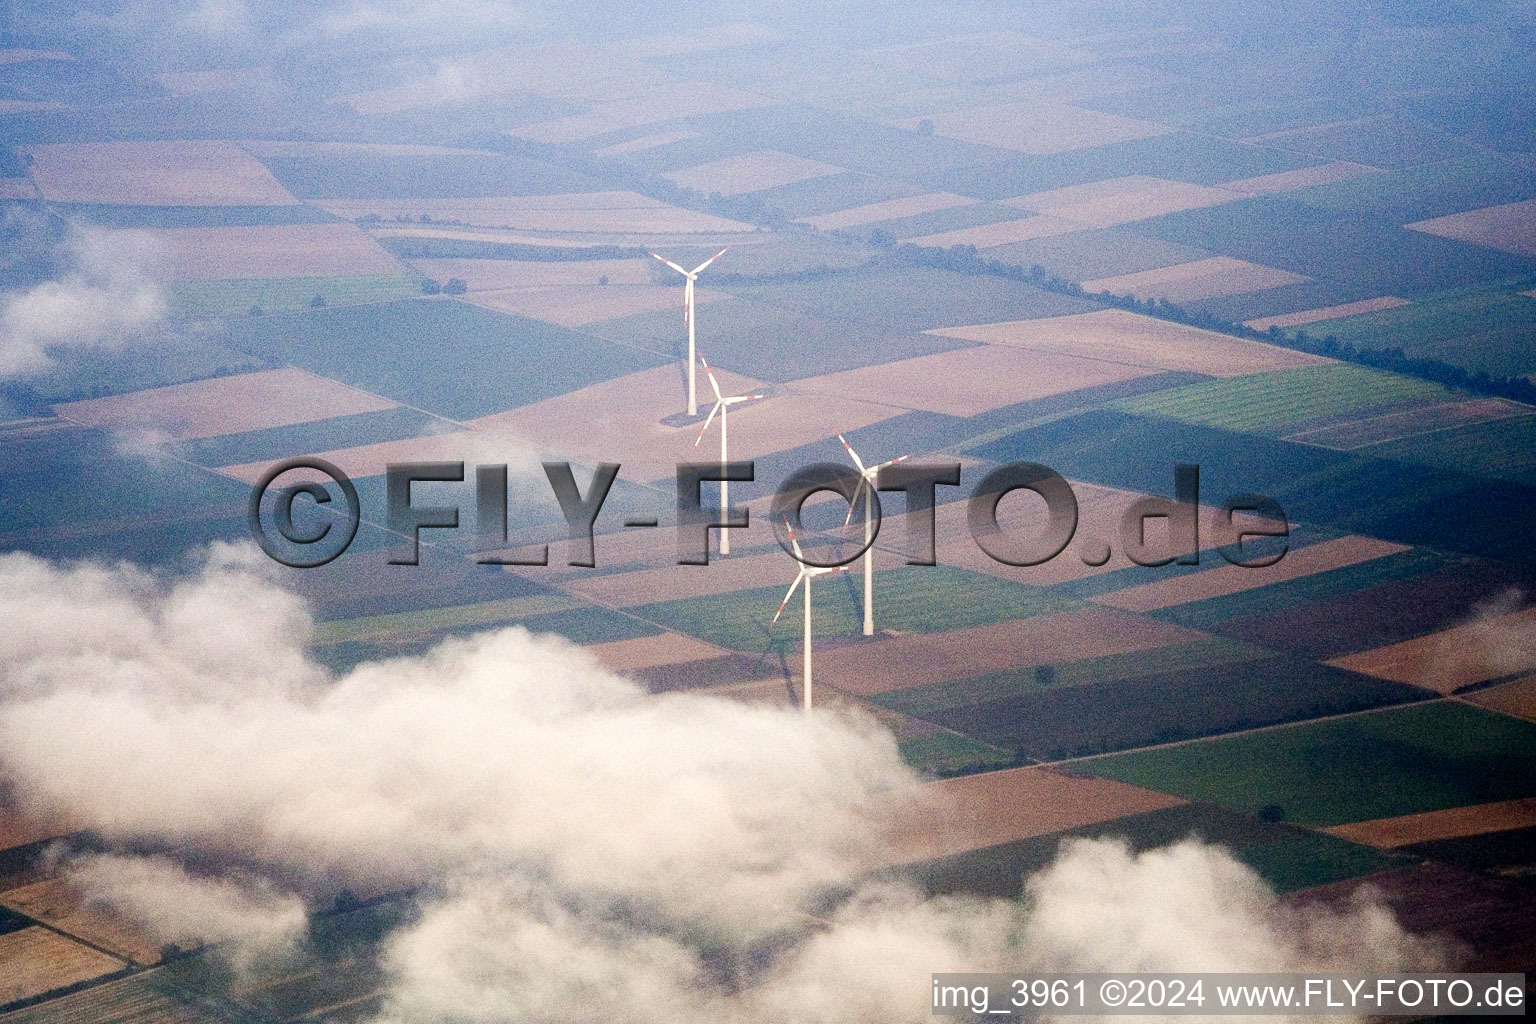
(0, 546, 1446, 1021)
(0, 224, 166, 379)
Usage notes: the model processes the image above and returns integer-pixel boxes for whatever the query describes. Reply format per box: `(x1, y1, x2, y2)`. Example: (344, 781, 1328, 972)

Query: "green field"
(1364, 414, 1536, 487)
(900, 802, 1409, 899)
(845, 201, 1026, 241)
(589, 293, 967, 380)
(224, 299, 665, 419)
(985, 226, 1209, 283)
(897, 731, 1013, 778)
(1289, 153, 1536, 223)
(1078, 701, 1536, 826)
(632, 564, 1080, 651)
(724, 265, 1103, 332)
(1290, 279, 1536, 379)
(1134, 196, 1536, 297)
(897, 653, 1427, 761)
(168, 273, 426, 318)
(310, 593, 586, 645)
(1115, 363, 1456, 434)
(928, 133, 1320, 200)
(751, 170, 918, 220)
(257, 151, 603, 199)
(873, 635, 1276, 720)
(173, 406, 445, 469)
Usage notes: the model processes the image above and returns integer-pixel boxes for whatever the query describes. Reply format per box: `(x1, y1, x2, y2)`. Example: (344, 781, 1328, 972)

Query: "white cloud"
(0, 227, 167, 379)
(0, 546, 1448, 1020)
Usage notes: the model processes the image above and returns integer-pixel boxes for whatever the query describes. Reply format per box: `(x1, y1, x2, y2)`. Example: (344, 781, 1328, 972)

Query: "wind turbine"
(771, 520, 846, 711)
(694, 354, 764, 557)
(650, 247, 729, 418)
(838, 434, 910, 636)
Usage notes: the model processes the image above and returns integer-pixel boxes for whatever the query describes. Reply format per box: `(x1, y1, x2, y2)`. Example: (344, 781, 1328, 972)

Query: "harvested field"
(662, 150, 845, 196)
(1407, 198, 1536, 258)
(592, 130, 704, 157)
(1327, 605, 1536, 694)
(585, 633, 730, 674)
(799, 192, 978, 230)
(138, 223, 404, 280)
(1004, 175, 1170, 212)
(1094, 535, 1410, 613)
(515, 82, 774, 145)
(480, 363, 896, 482)
(0, 927, 125, 1006)
(882, 766, 1185, 863)
(0, 180, 37, 199)
(54, 367, 395, 442)
(566, 550, 795, 608)
(1288, 398, 1533, 450)
(1244, 296, 1410, 331)
(0, 975, 226, 1024)
(321, 192, 753, 233)
(923, 477, 1278, 589)
(0, 878, 163, 965)
(785, 342, 1159, 416)
(1464, 674, 1536, 722)
(405, 257, 653, 290)
(904, 214, 1082, 248)
(929, 308, 1326, 377)
(1081, 256, 1310, 303)
(1220, 161, 1382, 196)
(19, 141, 296, 206)
(896, 101, 1171, 155)
(814, 607, 1206, 696)
(1325, 798, 1536, 849)
(463, 284, 720, 327)
(0, 809, 67, 853)
(1007, 176, 1243, 228)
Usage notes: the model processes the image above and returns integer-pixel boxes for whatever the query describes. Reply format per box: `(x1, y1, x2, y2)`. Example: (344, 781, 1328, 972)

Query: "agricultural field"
(931, 308, 1324, 378)
(903, 802, 1407, 898)
(786, 342, 1159, 416)
(222, 299, 665, 420)
(1081, 255, 1309, 303)
(319, 192, 754, 234)
(254, 150, 603, 200)
(139, 223, 406, 281)
(632, 564, 1079, 653)
(4, 9, 1536, 1014)
(1114, 362, 1454, 433)
(166, 274, 425, 318)
(19, 140, 297, 206)
(1079, 701, 1536, 827)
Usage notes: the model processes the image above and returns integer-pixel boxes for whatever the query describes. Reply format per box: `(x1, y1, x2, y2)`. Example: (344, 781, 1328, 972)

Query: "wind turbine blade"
(691, 246, 730, 274)
(699, 354, 723, 402)
(843, 476, 866, 528)
(723, 394, 765, 405)
(836, 433, 867, 473)
(650, 252, 688, 276)
(772, 572, 805, 624)
(785, 517, 806, 562)
(694, 401, 722, 445)
(873, 453, 913, 472)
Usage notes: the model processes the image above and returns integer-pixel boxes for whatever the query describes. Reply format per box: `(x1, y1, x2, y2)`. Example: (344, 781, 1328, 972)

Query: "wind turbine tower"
(838, 434, 910, 636)
(772, 521, 846, 711)
(650, 247, 728, 417)
(694, 354, 764, 556)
